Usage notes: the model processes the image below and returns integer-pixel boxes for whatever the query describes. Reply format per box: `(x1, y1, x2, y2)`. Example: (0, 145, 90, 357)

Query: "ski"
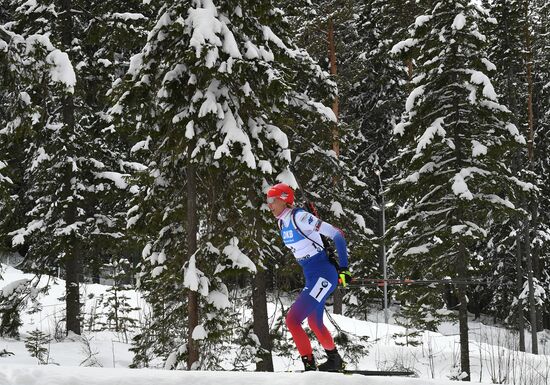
(287, 370, 415, 376)
(341, 370, 415, 376)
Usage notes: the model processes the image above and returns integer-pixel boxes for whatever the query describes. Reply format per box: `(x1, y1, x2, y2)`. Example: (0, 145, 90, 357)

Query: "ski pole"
(347, 278, 489, 287)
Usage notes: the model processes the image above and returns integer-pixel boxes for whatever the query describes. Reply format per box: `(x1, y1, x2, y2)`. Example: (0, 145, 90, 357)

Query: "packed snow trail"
(0, 364, 461, 385)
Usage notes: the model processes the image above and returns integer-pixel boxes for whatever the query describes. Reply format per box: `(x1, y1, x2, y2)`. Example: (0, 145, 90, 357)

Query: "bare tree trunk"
(523, 218, 538, 354)
(186, 151, 200, 369)
(515, 220, 526, 352)
(65, 244, 81, 335)
(406, 59, 413, 80)
(253, 268, 273, 371)
(60, 0, 80, 336)
(524, 14, 535, 162)
(523, 5, 538, 354)
(327, 17, 344, 315)
(249, 191, 273, 371)
(328, 18, 340, 159)
(456, 242, 471, 381)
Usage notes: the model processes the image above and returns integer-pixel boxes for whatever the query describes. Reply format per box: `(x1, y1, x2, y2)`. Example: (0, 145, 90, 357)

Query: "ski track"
(0, 364, 461, 385)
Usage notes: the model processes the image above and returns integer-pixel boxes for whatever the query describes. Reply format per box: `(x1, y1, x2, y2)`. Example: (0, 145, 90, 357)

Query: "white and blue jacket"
(278, 208, 349, 268)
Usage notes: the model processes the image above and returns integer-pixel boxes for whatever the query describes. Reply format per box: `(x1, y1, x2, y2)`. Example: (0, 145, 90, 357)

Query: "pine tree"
(280, 0, 379, 321)
(24, 329, 51, 364)
(338, 0, 419, 320)
(1, 0, 152, 336)
(100, 258, 139, 343)
(482, 0, 542, 351)
(111, 0, 335, 370)
(532, 0, 550, 331)
(388, 1, 528, 379)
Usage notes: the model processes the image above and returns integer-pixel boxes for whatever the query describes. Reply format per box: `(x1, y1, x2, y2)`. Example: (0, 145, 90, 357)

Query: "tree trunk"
(328, 17, 340, 159)
(502, 3, 526, 351)
(60, 0, 80, 336)
(523, 13, 535, 162)
(456, 241, 471, 381)
(327, 17, 344, 315)
(523, 220, 538, 354)
(186, 153, 200, 369)
(253, 268, 274, 371)
(515, 220, 526, 352)
(249, 190, 273, 371)
(65, 245, 81, 335)
(523, 7, 538, 354)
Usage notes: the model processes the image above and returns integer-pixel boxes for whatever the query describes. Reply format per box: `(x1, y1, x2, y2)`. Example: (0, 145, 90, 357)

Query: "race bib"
(309, 277, 333, 302)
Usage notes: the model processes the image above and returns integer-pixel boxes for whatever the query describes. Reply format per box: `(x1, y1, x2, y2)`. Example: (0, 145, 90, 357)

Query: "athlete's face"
(267, 197, 287, 217)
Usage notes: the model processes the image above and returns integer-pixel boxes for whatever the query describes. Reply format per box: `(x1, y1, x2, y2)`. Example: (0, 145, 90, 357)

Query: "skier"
(266, 182, 352, 371)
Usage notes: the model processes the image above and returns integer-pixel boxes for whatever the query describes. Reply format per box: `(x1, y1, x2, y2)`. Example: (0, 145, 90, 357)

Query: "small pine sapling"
(24, 329, 51, 364)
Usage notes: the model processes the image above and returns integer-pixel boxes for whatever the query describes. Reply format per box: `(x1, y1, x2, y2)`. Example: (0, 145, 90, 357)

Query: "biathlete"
(266, 182, 352, 371)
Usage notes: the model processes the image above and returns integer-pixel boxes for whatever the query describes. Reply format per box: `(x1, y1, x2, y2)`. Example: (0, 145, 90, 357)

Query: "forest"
(0, 0, 549, 380)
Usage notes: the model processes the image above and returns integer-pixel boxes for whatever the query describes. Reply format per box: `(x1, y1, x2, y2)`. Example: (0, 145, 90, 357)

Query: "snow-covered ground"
(1, 264, 549, 385)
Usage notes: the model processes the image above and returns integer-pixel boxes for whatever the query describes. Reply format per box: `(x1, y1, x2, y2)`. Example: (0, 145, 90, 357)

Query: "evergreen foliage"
(24, 328, 51, 364)
(99, 258, 139, 343)
(0, 0, 549, 371)
(388, 0, 528, 329)
(111, 0, 335, 369)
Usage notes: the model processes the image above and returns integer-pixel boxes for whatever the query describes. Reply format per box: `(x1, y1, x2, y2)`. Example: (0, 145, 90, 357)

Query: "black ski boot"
(318, 348, 345, 372)
(301, 354, 317, 371)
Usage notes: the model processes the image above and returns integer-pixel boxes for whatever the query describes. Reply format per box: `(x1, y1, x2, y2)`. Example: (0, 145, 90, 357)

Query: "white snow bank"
(0, 364, 463, 385)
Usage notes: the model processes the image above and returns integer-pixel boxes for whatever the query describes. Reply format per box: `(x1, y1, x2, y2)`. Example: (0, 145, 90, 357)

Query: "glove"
(338, 268, 352, 287)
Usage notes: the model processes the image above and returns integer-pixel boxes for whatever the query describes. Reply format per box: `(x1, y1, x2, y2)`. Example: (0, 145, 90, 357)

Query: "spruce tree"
(532, 0, 550, 330)
(24, 329, 51, 364)
(388, 1, 528, 379)
(111, 0, 335, 370)
(337, 0, 419, 320)
(99, 258, 139, 343)
(280, 0, 379, 321)
(1, 0, 152, 336)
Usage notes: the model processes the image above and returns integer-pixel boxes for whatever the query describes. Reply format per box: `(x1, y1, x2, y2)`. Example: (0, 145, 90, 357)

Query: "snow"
(330, 201, 344, 218)
(390, 38, 418, 55)
(111, 13, 146, 21)
(452, 13, 466, 31)
(262, 26, 288, 51)
(471, 140, 487, 157)
(183, 255, 202, 292)
(504, 123, 526, 144)
(481, 58, 496, 72)
(185, 120, 195, 139)
(451, 170, 474, 200)
(467, 70, 497, 101)
(45, 49, 77, 92)
(130, 136, 151, 153)
(405, 85, 425, 112)
(207, 289, 231, 309)
(276, 168, 298, 189)
(243, 41, 260, 59)
(403, 244, 430, 256)
(416, 117, 446, 154)
(187, 0, 241, 60)
(214, 107, 257, 169)
(30, 147, 51, 171)
(221, 237, 257, 273)
(264, 124, 289, 152)
(9, 220, 44, 246)
(309, 101, 337, 122)
(19, 92, 31, 105)
(94, 172, 129, 189)
(192, 324, 208, 340)
(0, 365, 469, 385)
(414, 15, 432, 28)
(0, 264, 549, 384)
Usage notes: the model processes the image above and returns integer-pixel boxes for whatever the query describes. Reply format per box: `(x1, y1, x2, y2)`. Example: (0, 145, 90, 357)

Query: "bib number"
(309, 277, 333, 302)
